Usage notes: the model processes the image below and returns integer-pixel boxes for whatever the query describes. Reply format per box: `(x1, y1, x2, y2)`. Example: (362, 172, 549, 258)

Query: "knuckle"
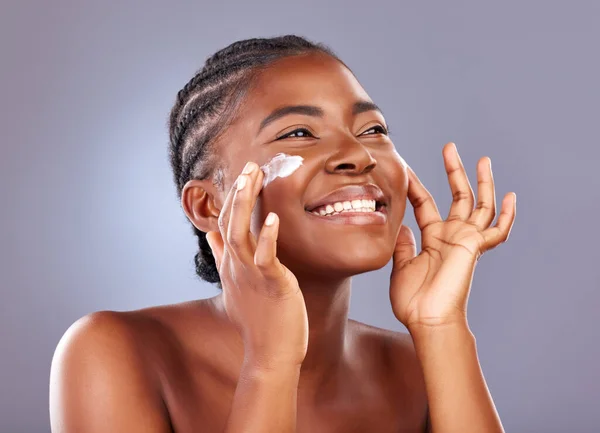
(230, 197, 240, 210)
(231, 197, 247, 219)
(218, 258, 228, 275)
(453, 190, 472, 202)
(264, 278, 295, 300)
(476, 203, 496, 219)
(231, 193, 248, 210)
(414, 195, 430, 208)
(264, 266, 285, 285)
(227, 233, 243, 250)
(217, 214, 227, 231)
(254, 255, 271, 270)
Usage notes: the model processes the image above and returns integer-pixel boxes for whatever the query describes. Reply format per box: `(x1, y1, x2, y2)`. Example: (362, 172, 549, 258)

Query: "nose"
(324, 135, 377, 175)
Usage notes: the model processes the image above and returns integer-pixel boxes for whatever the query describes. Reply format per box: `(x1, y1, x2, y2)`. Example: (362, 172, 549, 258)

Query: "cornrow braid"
(167, 35, 340, 288)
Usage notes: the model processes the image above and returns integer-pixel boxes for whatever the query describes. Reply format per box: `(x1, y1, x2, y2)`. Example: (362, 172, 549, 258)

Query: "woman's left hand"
(390, 142, 516, 331)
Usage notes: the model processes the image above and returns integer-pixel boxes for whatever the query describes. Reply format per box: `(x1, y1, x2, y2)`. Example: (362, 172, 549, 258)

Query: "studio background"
(1, 1, 598, 432)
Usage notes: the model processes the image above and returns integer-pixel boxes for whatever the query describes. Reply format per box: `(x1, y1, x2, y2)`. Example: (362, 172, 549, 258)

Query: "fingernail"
(265, 212, 276, 226)
(242, 162, 255, 175)
(237, 175, 247, 190)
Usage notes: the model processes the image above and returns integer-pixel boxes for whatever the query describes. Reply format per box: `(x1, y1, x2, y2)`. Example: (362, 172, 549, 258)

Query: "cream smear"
(260, 153, 304, 189)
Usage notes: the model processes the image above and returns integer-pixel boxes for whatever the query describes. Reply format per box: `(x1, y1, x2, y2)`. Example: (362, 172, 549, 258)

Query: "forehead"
(240, 52, 371, 122)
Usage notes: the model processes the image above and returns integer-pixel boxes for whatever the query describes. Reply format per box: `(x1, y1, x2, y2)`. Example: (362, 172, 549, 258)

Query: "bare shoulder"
(54, 302, 192, 369)
(91, 299, 220, 371)
(50, 310, 173, 432)
(51, 309, 159, 377)
(50, 299, 219, 432)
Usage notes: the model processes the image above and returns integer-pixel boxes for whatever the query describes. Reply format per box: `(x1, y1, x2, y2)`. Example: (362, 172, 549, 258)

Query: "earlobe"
(181, 179, 221, 233)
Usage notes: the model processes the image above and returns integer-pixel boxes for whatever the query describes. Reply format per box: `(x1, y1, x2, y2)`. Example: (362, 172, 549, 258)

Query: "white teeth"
(310, 198, 380, 217)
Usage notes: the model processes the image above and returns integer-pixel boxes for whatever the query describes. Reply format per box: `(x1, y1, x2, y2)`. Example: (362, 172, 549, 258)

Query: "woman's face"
(215, 52, 408, 279)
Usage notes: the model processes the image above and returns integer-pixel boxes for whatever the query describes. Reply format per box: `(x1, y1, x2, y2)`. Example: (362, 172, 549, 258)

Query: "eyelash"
(276, 125, 389, 140)
(362, 125, 389, 136)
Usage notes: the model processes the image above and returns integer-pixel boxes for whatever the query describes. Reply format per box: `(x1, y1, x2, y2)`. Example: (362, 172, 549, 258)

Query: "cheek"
(381, 153, 409, 222)
(388, 151, 409, 190)
(248, 178, 303, 236)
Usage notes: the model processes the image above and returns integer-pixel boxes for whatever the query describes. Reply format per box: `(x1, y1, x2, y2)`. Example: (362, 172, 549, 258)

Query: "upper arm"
(49, 311, 172, 433)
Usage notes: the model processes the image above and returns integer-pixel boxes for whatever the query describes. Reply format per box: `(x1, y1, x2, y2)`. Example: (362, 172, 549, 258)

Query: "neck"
(210, 276, 353, 400)
(297, 276, 352, 394)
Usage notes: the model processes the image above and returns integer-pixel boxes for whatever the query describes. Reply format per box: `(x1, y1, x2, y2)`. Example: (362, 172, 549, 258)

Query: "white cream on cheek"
(259, 153, 304, 188)
(257, 152, 406, 189)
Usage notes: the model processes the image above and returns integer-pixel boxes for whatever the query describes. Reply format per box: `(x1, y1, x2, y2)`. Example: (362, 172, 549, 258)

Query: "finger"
(406, 165, 442, 231)
(217, 173, 242, 247)
(444, 142, 475, 221)
(246, 164, 266, 252)
(481, 193, 516, 251)
(392, 225, 417, 270)
(230, 163, 265, 253)
(205, 231, 224, 270)
(254, 212, 286, 283)
(227, 162, 263, 262)
(469, 157, 497, 229)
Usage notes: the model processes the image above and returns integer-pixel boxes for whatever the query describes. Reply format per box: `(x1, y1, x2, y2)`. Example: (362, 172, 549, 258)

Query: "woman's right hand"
(205, 161, 309, 370)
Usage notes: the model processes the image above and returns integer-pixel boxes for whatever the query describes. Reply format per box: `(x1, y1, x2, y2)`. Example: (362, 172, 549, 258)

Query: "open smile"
(304, 183, 388, 225)
(305, 203, 388, 225)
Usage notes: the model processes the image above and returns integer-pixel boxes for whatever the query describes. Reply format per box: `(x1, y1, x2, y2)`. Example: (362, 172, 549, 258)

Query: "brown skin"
(52, 50, 515, 432)
(50, 52, 429, 432)
(193, 52, 411, 382)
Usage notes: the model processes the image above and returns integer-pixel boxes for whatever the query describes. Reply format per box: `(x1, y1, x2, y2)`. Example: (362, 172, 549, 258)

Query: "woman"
(49, 35, 516, 432)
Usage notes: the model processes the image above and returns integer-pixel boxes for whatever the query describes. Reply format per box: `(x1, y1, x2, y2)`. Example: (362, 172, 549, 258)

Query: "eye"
(276, 128, 316, 140)
(361, 125, 388, 136)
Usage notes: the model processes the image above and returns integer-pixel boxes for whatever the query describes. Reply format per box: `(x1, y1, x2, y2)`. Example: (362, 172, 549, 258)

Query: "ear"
(181, 179, 221, 233)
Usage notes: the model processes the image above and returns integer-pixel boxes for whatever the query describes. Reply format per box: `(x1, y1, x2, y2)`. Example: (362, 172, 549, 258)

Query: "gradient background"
(2, 1, 599, 432)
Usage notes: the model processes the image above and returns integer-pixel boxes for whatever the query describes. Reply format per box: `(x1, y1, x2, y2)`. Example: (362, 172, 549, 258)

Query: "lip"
(305, 183, 387, 212)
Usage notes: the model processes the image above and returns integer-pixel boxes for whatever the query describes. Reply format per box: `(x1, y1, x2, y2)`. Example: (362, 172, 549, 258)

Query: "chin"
(336, 251, 392, 276)
(279, 241, 393, 281)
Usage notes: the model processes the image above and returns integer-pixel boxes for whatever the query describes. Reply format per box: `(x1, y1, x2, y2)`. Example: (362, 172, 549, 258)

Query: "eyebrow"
(257, 100, 385, 134)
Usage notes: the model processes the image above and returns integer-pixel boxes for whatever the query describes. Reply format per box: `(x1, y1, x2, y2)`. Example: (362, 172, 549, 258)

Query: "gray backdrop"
(1, 1, 599, 432)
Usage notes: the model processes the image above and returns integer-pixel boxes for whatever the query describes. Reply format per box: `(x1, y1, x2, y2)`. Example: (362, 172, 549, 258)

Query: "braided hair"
(167, 35, 341, 288)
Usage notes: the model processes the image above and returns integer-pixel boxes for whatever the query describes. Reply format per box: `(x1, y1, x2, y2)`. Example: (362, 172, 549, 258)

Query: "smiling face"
(210, 51, 409, 280)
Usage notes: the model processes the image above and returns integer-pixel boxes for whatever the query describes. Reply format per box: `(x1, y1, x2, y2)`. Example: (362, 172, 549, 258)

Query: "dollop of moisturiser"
(260, 153, 304, 188)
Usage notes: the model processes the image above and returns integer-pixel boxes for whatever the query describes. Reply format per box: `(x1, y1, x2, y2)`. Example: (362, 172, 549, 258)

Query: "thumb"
(392, 225, 417, 270)
(205, 231, 224, 270)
